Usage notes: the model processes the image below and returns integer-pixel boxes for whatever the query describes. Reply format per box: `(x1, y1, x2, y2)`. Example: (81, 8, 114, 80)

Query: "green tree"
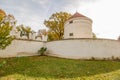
(16, 25, 32, 39)
(36, 29, 47, 40)
(44, 12, 71, 41)
(24, 27, 31, 39)
(0, 16, 13, 49)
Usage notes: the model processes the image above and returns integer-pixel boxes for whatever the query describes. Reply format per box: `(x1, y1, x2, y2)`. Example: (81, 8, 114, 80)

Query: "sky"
(0, 0, 120, 39)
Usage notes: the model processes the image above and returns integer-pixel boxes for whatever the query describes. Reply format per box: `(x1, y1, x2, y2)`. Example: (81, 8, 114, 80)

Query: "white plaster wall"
(1, 39, 120, 59)
(0, 40, 43, 58)
(64, 17, 92, 39)
(46, 39, 120, 59)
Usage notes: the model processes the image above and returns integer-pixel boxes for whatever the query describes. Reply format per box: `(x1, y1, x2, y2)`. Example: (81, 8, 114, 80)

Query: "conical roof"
(68, 12, 86, 20)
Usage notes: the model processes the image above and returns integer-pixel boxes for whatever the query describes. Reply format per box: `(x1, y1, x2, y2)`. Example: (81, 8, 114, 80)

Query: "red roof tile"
(68, 12, 86, 20)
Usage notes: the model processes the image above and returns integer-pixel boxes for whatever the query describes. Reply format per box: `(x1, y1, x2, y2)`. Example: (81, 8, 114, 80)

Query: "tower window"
(69, 20, 73, 24)
(69, 33, 73, 36)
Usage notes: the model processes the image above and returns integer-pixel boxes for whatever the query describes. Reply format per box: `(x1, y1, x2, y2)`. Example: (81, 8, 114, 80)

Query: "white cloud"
(78, 0, 120, 39)
(62, 0, 98, 13)
(31, 0, 49, 5)
(0, 0, 119, 39)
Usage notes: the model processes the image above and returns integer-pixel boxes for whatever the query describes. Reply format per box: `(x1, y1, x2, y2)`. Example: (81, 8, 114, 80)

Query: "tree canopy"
(44, 12, 71, 41)
(16, 25, 32, 39)
(0, 15, 13, 49)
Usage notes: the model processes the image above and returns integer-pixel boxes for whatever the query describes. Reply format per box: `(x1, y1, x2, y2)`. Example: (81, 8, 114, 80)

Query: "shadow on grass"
(0, 56, 120, 79)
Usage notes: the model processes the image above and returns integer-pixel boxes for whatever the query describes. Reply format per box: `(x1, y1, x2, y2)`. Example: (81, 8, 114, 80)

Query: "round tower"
(64, 12, 93, 39)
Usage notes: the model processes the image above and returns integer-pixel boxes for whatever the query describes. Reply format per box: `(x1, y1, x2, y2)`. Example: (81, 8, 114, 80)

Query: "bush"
(0, 61, 6, 68)
(38, 47, 47, 56)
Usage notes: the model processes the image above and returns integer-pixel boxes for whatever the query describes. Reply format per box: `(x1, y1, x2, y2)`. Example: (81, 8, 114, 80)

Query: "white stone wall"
(64, 17, 93, 39)
(0, 40, 43, 58)
(46, 39, 120, 59)
(0, 39, 120, 59)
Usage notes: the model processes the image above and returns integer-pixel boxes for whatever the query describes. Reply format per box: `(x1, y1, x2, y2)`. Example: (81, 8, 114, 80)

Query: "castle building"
(64, 12, 93, 39)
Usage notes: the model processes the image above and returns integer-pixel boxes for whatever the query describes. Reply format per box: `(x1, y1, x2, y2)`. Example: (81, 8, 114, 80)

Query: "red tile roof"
(68, 12, 86, 20)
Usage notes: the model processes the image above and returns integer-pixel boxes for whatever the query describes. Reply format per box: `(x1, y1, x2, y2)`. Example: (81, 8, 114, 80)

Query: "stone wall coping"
(47, 38, 119, 42)
(14, 39, 43, 42)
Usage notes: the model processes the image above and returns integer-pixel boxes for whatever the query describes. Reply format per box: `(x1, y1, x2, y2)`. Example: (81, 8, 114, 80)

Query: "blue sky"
(0, 0, 120, 39)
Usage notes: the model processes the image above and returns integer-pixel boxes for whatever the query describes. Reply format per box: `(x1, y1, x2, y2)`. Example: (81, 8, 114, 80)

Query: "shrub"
(115, 57, 120, 61)
(0, 61, 6, 68)
(111, 56, 115, 60)
(38, 47, 47, 56)
(90, 57, 96, 60)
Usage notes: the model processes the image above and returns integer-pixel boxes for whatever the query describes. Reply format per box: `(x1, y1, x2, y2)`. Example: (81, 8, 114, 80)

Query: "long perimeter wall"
(0, 39, 120, 59)
(46, 39, 120, 59)
(0, 39, 43, 58)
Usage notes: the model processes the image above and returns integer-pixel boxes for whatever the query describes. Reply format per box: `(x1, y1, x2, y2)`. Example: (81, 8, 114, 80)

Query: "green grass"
(0, 56, 120, 80)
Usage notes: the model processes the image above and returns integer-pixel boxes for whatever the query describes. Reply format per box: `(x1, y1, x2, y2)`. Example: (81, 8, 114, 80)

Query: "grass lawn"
(0, 56, 120, 80)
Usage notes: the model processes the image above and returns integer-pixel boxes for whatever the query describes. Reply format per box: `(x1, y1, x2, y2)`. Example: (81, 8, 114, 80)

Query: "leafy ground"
(0, 56, 120, 80)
